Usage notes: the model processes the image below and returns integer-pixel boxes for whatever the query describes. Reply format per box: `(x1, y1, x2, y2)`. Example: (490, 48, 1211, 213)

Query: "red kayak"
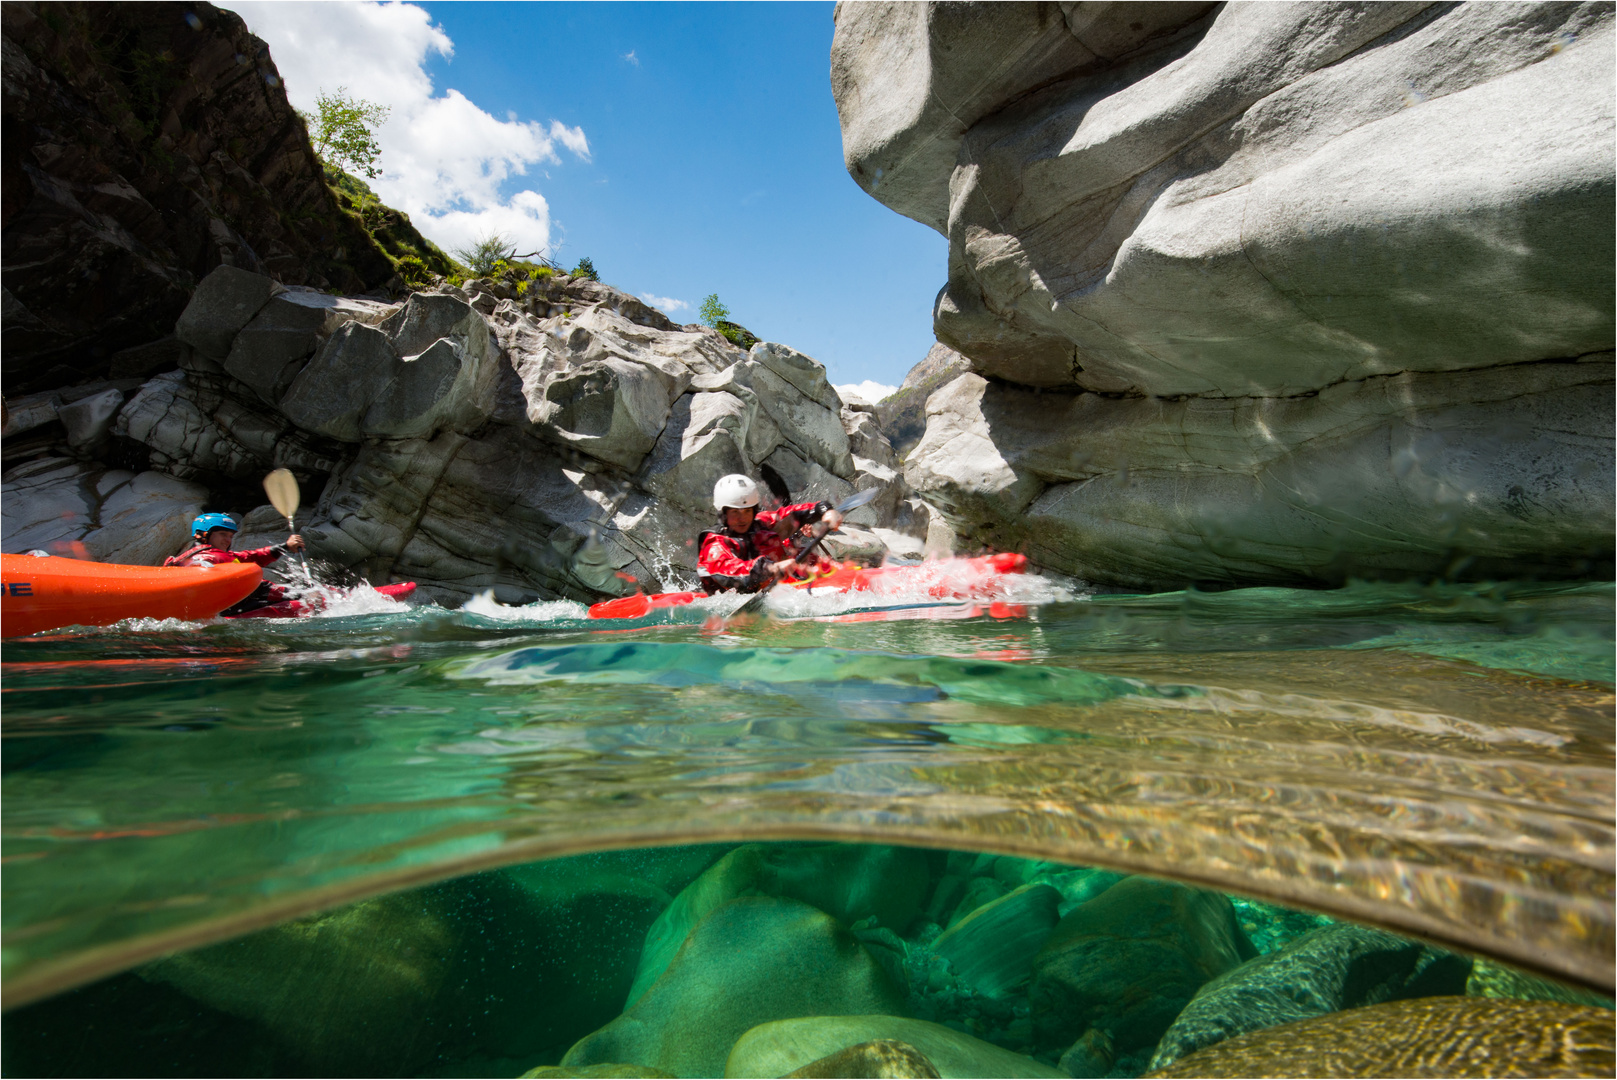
(588, 553, 1028, 621)
(223, 581, 417, 620)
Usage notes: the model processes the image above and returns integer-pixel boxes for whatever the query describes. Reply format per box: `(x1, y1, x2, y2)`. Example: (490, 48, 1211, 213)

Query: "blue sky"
(233, 1, 945, 396)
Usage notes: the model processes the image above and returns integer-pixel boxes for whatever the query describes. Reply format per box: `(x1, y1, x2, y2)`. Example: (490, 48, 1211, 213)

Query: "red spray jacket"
(164, 543, 286, 569)
(698, 501, 835, 592)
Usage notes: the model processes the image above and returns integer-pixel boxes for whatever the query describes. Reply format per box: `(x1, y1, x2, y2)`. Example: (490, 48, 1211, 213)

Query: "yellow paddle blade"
(262, 468, 301, 521)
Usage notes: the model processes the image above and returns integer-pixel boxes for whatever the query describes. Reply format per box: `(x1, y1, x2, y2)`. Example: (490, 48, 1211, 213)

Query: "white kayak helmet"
(713, 473, 761, 511)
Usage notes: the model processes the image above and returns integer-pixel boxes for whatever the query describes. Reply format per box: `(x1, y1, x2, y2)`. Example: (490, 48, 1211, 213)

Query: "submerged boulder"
(726, 1015, 1064, 1078)
(1142, 997, 1617, 1078)
(1148, 924, 1473, 1070)
(627, 844, 932, 1006)
(562, 897, 906, 1078)
(931, 882, 1060, 998)
(1029, 877, 1256, 1055)
(834, 2, 1616, 589)
(781, 1038, 941, 1079)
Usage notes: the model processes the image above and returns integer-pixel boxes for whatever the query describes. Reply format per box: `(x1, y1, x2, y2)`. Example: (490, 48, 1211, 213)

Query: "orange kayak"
(588, 552, 1029, 620)
(0, 554, 263, 637)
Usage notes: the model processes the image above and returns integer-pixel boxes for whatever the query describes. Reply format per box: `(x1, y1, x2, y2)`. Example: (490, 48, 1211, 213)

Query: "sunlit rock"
(725, 1014, 1064, 1078)
(837, 2, 1617, 588)
(1142, 997, 1617, 1078)
(1148, 924, 1473, 1070)
(562, 897, 906, 1078)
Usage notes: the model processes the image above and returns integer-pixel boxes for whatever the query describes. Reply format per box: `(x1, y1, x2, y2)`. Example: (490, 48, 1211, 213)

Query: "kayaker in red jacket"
(699, 474, 843, 593)
(165, 513, 305, 614)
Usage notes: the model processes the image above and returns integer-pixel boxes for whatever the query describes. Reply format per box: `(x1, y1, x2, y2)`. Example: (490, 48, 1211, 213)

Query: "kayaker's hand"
(822, 509, 843, 531)
(285, 534, 305, 553)
(771, 559, 799, 579)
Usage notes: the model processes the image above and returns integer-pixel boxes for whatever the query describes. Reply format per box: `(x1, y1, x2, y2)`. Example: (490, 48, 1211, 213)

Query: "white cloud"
(639, 293, 689, 314)
(837, 380, 899, 405)
(234, 1, 589, 260)
(622, 49, 639, 66)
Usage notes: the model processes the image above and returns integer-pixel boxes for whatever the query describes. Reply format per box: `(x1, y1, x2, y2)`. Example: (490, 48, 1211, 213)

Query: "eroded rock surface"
(835, 1, 1616, 587)
(4, 266, 922, 604)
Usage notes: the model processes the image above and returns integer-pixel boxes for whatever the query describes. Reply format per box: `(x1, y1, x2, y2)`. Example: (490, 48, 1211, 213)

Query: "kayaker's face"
(724, 506, 756, 532)
(207, 528, 235, 551)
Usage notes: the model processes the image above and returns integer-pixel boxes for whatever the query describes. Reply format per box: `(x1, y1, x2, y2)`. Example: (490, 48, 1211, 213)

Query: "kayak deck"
(587, 553, 1030, 621)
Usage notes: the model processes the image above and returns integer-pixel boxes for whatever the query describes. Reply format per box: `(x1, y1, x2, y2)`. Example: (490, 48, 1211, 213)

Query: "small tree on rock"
(699, 294, 730, 327)
(571, 257, 599, 282)
(453, 233, 515, 276)
(303, 87, 390, 179)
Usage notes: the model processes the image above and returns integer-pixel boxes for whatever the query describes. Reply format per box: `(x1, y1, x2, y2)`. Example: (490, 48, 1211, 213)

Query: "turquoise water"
(1, 577, 1612, 1075)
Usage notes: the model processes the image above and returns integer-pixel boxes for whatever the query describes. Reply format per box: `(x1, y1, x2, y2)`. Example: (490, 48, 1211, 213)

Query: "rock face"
(2, 2, 401, 393)
(833, 2, 1616, 588)
(1148, 924, 1473, 1071)
(1143, 997, 1616, 1079)
(3, 265, 921, 604)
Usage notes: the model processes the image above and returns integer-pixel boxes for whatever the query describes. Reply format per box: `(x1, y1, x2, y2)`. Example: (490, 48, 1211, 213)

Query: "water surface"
(2, 576, 1612, 1012)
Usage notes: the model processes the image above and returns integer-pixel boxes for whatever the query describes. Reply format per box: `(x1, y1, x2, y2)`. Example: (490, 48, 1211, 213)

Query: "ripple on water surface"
(1, 577, 1611, 1021)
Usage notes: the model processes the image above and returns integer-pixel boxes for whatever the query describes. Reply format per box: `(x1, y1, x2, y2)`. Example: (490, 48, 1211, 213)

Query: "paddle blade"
(263, 469, 301, 520)
(589, 594, 652, 620)
(837, 487, 881, 513)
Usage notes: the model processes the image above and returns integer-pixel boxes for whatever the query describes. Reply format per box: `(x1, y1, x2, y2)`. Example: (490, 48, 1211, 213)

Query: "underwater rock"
(521, 1066, 675, 1079)
(836, 2, 1617, 590)
(1058, 1026, 1115, 1078)
(627, 844, 932, 1005)
(944, 875, 1011, 928)
(1148, 923, 1473, 1070)
(1466, 957, 1617, 1009)
(137, 868, 657, 1075)
(1142, 996, 1617, 1078)
(562, 896, 906, 1078)
(1030, 877, 1256, 1055)
(724, 1015, 1064, 1078)
(932, 882, 1060, 998)
(783, 1038, 940, 1079)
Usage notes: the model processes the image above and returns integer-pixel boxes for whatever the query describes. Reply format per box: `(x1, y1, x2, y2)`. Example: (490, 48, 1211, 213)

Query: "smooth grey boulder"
(175, 265, 280, 359)
(278, 323, 400, 442)
(838, 1, 1617, 587)
(1, 456, 206, 566)
(638, 391, 754, 516)
(907, 363, 1615, 587)
(223, 294, 330, 405)
(748, 359, 855, 479)
(2, 391, 61, 438)
(831, 1, 1216, 233)
(531, 357, 676, 472)
(1147, 924, 1472, 1071)
(58, 388, 123, 450)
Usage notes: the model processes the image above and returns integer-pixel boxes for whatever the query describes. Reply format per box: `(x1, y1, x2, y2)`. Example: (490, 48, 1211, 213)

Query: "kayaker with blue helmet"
(697, 474, 842, 593)
(165, 513, 304, 613)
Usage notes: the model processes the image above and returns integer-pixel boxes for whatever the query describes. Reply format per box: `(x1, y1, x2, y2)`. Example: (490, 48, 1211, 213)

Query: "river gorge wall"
(834, 1, 1615, 588)
(1, 2, 922, 603)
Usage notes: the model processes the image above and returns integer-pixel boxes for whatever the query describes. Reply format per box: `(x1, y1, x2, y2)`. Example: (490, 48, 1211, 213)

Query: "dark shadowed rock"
(1030, 877, 1256, 1054)
(2, 2, 398, 392)
(1148, 923, 1473, 1070)
(1143, 997, 1616, 1079)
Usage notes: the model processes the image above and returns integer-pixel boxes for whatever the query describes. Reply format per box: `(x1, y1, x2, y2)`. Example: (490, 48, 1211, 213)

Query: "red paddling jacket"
(699, 500, 835, 593)
(164, 542, 287, 568)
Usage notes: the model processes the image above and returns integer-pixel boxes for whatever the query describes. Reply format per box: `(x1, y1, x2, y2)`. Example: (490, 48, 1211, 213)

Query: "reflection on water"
(1, 578, 1612, 1073)
(3, 843, 1611, 1078)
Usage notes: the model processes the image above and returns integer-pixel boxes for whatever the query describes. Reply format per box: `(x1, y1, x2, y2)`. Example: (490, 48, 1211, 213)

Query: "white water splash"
(460, 590, 591, 622)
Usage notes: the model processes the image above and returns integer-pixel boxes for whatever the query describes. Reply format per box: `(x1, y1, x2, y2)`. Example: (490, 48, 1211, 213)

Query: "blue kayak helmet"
(192, 512, 238, 537)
